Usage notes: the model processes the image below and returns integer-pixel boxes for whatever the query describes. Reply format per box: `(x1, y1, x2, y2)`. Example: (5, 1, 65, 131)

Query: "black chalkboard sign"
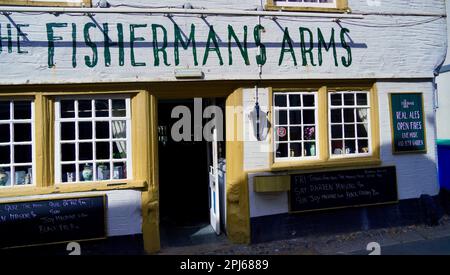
(0, 195, 106, 248)
(389, 93, 427, 154)
(290, 167, 398, 213)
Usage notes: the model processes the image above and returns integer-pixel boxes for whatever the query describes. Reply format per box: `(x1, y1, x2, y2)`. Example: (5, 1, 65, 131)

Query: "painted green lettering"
(16, 24, 29, 54)
(318, 28, 338, 67)
(117, 23, 124, 66)
(174, 24, 197, 66)
(152, 24, 170, 66)
(103, 23, 111, 67)
(228, 25, 250, 66)
(203, 26, 223, 66)
(130, 24, 147, 67)
(46, 23, 67, 68)
(340, 28, 352, 67)
(254, 25, 266, 66)
(84, 22, 98, 68)
(279, 27, 297, 66)
(299, 27, 316, 66)
(71, 23, 76, 68)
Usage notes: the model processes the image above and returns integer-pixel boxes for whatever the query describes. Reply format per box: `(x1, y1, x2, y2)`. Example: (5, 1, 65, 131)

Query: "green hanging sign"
(389, 93, 427, 154)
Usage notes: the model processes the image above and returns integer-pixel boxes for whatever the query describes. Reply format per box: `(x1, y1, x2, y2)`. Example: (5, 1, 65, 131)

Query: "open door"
(208, 104, 221, 235)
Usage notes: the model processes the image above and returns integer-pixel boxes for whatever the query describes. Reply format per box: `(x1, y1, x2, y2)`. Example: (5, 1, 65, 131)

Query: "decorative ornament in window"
(329, 91, 371, 157)
(273, 92, 318, 161)
(0, 100, 34, 187)
(55, 97, 132, 184)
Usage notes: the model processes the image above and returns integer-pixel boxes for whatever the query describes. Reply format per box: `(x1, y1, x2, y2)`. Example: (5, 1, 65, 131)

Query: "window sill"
(0, 180, 147, 198)
(270, 157, 382, 172)
(264, 4, 349, 13)
(0, 0, 91, 7)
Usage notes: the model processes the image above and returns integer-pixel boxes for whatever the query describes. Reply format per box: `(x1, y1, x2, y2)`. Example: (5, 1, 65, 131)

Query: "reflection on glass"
(78, 100, 92, 118)
(61, 100, 75, 118)
(95, 100, 109, 117)
(330, 94, 342, 106)
(112, 99, 126, 117)
(344, 94, 355, 106)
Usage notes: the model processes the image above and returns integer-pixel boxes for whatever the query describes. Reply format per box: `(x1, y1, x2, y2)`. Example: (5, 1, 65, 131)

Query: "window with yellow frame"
(266, 0, 349, 12)
(270, 85, 380, 170)
(0, 0, 91, 7)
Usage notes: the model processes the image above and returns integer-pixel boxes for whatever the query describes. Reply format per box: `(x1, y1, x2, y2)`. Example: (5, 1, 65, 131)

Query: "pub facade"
(0, 0, 446, 253)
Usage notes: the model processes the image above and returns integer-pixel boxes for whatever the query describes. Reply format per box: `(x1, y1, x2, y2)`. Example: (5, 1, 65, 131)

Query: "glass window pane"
(15, 166, 32, 185)
(95, 100, 109, 117)
(275, 110, 287, 125)
(0, 124, 10, 142)
(62, 164, 76, 183)
(79, 143, 93, 161)
(358, 139, 369, 153)
(344, 124, 355, 138)
(96, 121, 110, 139)
(331, 109, 342, 123)
(303, 110, 315, 124)
(14, 123, 31, 142)
(96, 162, 110, 181)
(61, 144, 75, 162)
(304, 126, 315, 140)
(96, 142, 110, 160)
(290, 143, 302, 157)
(79, 163, 94, 182)
(61, 122, 75, 141)
(275, 126, 288, 142)
(0, 146, 10, 164)
(78, 100, 92, 118)
(304, 142, 316, 157)
(303, 94, 315, 107)
(344, 140, 356, 154)
(289, 95, 301, 107)
(79, 122, 93, 140)
(274, 94, 287, 107)
(344, 109, 355, 123)
(357, 124, 369, 138)
(357, 93, 368, 105)
(113, 141, 127, 159)
(289, 126, 302, 141)
(356, 109, 368, 123)
(0, 101, 10, 120)
(113, 162, 127, 180)
(276, 143, 288, 158)
(14, 101, 31, 120)
(112, 99, 126, 117)
(344, 93, 355, 106)
(14, 145, 31, 163)
(0, 167, 11, 187)
(330, 94, 342, 106)
(60, 100, 75, 118)
(112, 121, 127, 139)
(289, 110, 302, 125)
(331, 125, 342, 139)
(331, 140, 343, 155)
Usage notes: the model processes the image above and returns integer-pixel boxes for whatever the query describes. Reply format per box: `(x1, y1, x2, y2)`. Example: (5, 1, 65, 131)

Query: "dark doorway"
(158, 98, 226, 248)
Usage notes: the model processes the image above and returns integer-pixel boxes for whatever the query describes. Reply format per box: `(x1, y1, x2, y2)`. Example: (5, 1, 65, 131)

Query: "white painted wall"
(0, 190, 142, 236)
(246, 81, 439, 218)
(436, 0, 450, 140)
(0, 0, 446, 84)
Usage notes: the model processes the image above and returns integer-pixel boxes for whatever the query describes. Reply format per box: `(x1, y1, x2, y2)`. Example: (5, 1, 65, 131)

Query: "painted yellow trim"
(0, 180, 146, 198)
(135, 91, 160, 254)
(265, 0, 349, 13)
(35, 94, 54, 188)
(226, 88, 250, 244)
(0, 0, 91, 7)
(254, 175, 290, 192)
(268, 84, 381, 171)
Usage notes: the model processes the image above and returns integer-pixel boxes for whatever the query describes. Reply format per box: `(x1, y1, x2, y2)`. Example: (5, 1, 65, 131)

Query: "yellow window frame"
(0, 90, 151, 198)
(265, 0, 349, 13)
(0, 0, 91, 7)
(268, 84, 381, 172)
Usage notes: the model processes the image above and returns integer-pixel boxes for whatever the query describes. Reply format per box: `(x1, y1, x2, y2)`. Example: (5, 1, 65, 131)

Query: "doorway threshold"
(160, 222, 227, 249)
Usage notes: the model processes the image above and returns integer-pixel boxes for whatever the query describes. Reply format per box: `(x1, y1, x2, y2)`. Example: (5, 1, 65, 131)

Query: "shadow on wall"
(251, 141, 447, 244)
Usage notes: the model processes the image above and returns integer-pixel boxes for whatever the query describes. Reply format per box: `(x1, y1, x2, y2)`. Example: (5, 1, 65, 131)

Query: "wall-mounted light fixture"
(174, 68, 204, 79)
